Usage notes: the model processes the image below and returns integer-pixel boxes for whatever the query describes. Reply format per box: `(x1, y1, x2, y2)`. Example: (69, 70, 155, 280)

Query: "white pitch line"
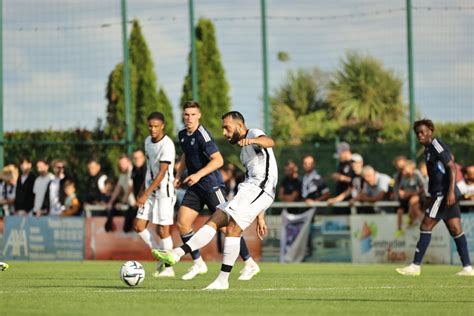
(0, 285, 473, 294)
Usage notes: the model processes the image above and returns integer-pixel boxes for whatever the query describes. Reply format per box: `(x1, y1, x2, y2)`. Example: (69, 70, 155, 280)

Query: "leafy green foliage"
(180, 18, 231, 136)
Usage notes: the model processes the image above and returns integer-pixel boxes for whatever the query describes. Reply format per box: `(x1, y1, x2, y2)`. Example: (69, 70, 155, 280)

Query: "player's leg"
(134, 200, 159, 250)
(396, 196, 441, 276)
(153, 196, 176, 277)
(445, 217, 473, 276)
(153, 209, 228, 265)
(209, 188, 259, 278)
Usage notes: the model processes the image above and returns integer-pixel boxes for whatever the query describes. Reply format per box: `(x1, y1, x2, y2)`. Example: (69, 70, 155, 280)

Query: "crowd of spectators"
(0, 142, 473, 228)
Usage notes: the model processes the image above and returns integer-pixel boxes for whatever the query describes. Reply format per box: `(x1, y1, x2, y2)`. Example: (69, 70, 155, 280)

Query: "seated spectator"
(352, 165, 392, 213)
(61, 180, 81, 216)
(418, 160, 430, 198)
(106, 154, 133, 211)
(14, 157, 36, 215)
(0, 165, 19, 216)
(328, 153, 364, 205)
(278, 160, 302, 202)
(395, 160, 425, 236)
(458, 165, 474, 201)
(123, 149, 147, 233)
(85, 158, 108, 205)
(331, 142, 355, 198)
(33, 159, 54, 216)
(301, 155, 330, 204)
(392, 155, 407, 200)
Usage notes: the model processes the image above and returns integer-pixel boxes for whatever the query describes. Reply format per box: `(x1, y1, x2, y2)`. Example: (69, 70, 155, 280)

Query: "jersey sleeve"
(431, 139, 452, 166)
(197, 129, 219, 157)
(248, 128, 265, 139)
(159, 140, 175, 164)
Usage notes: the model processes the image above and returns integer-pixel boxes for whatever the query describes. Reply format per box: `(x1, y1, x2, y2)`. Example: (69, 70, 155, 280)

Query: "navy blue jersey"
(178, 125, 224, 192)
(424, 138, 458, 196)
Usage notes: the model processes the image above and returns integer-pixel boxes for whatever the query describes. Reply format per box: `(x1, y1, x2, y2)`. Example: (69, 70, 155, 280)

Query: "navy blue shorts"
(425, 194, 460, 220)
(180, 185, 227, 214)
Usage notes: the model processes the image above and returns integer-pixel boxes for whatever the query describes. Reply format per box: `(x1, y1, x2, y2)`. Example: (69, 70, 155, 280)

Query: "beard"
(229, 130, 240, 144)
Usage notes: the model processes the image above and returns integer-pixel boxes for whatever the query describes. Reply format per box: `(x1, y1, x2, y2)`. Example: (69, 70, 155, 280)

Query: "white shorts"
(218, 182, 274, 230)
(136, 196, 176, 225)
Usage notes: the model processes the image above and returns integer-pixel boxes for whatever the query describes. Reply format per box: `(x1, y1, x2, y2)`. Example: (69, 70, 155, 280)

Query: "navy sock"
(239, 237, 251, 261)
(181, 231, 201, 260)
(454, 233, 471, 267)
(413, 231, 432, 265)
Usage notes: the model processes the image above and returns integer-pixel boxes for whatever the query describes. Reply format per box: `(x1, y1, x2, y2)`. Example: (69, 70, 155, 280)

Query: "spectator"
(85, 158, 108, 205)
(418, 160, 430, 198)
(123, 149, 147, 233)
(395, 160, 425, 236)
(458, 165, 474, 201)
(331, 142, 355, 197)
(221, 163, 238, 200)
(278, 160, 302, 202)
(106, 154, 133, 211)
(451, 154, 464, 183)
(44, 159, 69, 215)
(301, 155, 330, 204)
(0, 165, 19, 216)
(14, 157, 36, 215)
(328, 153, 364, 205)
(33, 159, 54, 216)
(61, 180, 81, 216)
(352, 165, 392, 213)
(392, 155, 407, 200)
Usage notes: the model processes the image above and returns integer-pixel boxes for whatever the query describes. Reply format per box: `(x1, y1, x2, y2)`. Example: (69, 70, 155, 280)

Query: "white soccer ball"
(120, 261, 145, 287)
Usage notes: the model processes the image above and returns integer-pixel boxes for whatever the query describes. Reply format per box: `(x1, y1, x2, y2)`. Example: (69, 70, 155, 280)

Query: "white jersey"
(240, 128, 278, 198)
(144, 135, 175, 198)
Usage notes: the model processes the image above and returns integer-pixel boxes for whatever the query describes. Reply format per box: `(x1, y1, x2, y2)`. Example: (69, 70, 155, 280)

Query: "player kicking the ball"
(153, 111, 278, 290)
(134, 112, 176, 278)
(396, 119, 473, 276)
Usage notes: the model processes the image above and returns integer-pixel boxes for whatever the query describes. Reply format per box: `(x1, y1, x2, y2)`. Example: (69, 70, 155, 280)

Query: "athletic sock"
(176, 225, 217, 260)
(181, 230, 200, 260)
(239, 237, 251, 261)
(161, 236, 173, 268)
(413, 231, 432, 265)
(138, 229, 159, 249)
(454, 233, 472, 267)
(216, 236, 241, 284)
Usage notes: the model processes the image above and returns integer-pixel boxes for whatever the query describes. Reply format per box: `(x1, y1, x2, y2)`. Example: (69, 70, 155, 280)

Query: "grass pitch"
(0, 261, 473, 315)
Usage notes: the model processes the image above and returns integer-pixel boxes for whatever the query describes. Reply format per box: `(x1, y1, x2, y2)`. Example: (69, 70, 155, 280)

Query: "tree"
(180, 18, 231, 136)
(129, 20, 174, 142)
(328, 52, 405, 129)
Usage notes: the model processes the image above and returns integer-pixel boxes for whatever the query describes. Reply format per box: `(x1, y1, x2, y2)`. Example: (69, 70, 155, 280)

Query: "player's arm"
(184, 151, 224, 187)
(256, 210, 267, 240)
(239, 135, 274, 148)
(137, 162, 169, 207)
(174, 154, 186, 188)
(446, 159, 457, 206)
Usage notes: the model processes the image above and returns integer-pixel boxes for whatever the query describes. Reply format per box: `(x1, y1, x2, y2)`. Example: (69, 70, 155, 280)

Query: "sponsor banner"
(84, 216, 261, 261)
(308, 216, 351, 262)
(280, 208, 315, 263)
(2, 217, 84, 260)
(451, 213, 474, 265)
(351, 215, 451, 264)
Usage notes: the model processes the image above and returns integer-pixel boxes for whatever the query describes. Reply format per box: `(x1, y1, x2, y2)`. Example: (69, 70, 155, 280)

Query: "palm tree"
(328, 52, 405, 128)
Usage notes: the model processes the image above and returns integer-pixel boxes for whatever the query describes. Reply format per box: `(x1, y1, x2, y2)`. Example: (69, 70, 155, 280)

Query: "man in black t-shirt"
(332, 142, 355, 197)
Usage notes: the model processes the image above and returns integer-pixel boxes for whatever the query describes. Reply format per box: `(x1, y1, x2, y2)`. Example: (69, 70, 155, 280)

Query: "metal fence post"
(189, 0, 198, 102)
(260, 0, 270, 135)
(406, 0, 416, 161)
(121, 0, 133, 157)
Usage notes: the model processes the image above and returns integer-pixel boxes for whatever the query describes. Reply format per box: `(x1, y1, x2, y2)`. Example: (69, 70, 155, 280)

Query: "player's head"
(301, 155, 315, 173)
(414, 119, 434, 146)
(147, 111, 165, 140)
(182, 101, 201, 130)
(221, 111, 246, 144)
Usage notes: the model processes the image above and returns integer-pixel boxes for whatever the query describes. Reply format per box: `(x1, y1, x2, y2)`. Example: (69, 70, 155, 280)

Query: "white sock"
(244, 257, 256, 267)
(138, 229, 159, 249)
(161, 236, 173, 251)
(172, 225, 216, 261)
(216, 236, 241, 284)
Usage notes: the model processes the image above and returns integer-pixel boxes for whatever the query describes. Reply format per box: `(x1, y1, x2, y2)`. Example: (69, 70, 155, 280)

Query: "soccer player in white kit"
(134, 112, 176, 277)
(153, 111, 278, 289)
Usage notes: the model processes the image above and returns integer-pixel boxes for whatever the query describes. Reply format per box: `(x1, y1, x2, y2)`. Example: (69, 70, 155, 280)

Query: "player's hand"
(173, 178, 181, 189)
(447, 191, 456, 207)
(184, 173, 201, 186)
(256, 218, 267, 240)
(238, 138, 254, 147)
(136, 194, 148, 208)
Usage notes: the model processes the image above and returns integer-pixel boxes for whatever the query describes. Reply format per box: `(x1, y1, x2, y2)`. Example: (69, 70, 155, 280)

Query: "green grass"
(0, 261, 473, 316)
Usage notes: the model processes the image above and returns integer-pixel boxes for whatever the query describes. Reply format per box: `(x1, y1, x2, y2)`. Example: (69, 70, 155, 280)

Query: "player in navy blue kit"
(397, 119, 473, 276)
(173, 101, 259, 280)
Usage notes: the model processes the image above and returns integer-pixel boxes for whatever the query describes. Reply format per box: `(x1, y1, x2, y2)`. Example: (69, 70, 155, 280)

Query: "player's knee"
(225, 224, 242, 237)
(447, 226, 463, 237)
(176, 220, 191, 234)
(157, 225, 170, 238)
(133, 222, 143, 233)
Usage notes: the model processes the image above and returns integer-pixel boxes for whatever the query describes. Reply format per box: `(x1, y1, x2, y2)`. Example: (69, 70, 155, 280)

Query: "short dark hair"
(37, 158, 48, 165)
(182, 100, 200, 110)
(413, 119, 434, 133)
(20, 157, 32, 164)
(87, 158, 100, 165)
(147, 111, 165, 123)
(221, 111, 245, 123)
